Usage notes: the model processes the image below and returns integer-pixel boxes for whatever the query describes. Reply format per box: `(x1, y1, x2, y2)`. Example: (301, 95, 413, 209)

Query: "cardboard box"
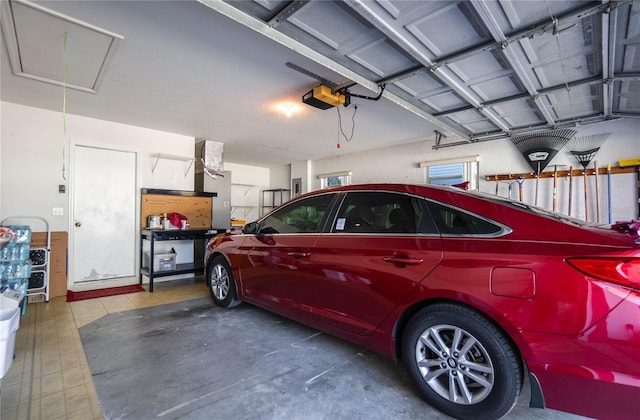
(30, 232, 68, 299)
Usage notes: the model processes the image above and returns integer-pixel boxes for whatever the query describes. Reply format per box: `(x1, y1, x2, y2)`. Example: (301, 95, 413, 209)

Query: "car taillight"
(566, 257, 640, 289)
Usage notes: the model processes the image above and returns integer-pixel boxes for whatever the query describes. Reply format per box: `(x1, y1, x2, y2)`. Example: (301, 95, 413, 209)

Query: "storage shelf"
(141, 263, 205, 278)
(139, 228, 217, 292)
(150, 154, 196, 176)
(261, 188, 290, 215)
(231, 183, 260, 220)
(485, 165, 637, 181)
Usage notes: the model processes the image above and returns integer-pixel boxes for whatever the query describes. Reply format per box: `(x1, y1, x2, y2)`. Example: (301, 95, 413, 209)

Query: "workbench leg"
(149, 236, 155, 292)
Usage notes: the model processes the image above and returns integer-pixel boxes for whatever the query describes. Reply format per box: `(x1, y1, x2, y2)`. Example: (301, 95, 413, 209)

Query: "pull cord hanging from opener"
(335, 83, 385, 148)
(336, 105, 358, 149)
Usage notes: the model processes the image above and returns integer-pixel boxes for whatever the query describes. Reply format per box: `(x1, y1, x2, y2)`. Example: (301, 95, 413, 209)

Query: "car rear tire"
(402, 303, 522, 420)
(207, 255, 241, 308)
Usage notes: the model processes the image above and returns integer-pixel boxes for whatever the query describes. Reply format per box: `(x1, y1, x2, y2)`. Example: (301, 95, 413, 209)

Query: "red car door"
(238, 193, 336, 321)
(309, 191, 443, 336)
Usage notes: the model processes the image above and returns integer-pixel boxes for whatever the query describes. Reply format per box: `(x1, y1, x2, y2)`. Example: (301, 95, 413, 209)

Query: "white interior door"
(72, 145, 137, 285)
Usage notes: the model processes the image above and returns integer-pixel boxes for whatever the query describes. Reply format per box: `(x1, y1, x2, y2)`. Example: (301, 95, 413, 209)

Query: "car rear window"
(426, 201, 504, 235)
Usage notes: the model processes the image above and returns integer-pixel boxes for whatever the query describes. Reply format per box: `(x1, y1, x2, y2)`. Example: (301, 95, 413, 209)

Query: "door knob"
(75, 221, 81, 227)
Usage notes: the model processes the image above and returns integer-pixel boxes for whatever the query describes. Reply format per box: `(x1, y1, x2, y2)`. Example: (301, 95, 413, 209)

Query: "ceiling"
(1, 0, 638, 167)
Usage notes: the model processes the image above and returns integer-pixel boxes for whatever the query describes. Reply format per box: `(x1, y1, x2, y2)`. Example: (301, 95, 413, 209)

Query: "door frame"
(68, 141, 141, 291)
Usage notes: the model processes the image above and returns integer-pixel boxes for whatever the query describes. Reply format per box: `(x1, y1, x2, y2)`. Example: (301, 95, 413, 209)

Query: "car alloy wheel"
(210, 263, 230, 300)
(414, 324, 494, 404)
(403, 304, 522, 420)
(208, 256, 241, 308)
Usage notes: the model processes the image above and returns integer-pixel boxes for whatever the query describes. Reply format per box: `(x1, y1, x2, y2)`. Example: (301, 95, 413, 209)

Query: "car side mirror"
(242, 222, 259, 235)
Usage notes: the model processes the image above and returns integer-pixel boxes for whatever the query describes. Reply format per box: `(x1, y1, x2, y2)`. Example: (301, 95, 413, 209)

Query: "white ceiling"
(1, 0, 637, 168)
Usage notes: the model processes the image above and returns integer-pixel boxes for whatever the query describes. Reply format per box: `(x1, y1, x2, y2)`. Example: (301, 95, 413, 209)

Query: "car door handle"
(383, 256, 424, 265)
(288, 251, 311, 258)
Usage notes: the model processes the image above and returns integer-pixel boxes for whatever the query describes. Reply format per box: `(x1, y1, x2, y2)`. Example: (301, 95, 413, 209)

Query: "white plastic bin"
(0, 307, 20, 378)
(143, 252, 176, 272)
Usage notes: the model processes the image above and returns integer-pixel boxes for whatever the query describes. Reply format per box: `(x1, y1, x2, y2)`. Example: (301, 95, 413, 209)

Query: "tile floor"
(0, 278, 209, 420)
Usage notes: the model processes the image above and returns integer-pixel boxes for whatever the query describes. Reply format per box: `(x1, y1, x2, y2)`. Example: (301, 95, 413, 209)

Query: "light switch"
(52, 207, 64, 216)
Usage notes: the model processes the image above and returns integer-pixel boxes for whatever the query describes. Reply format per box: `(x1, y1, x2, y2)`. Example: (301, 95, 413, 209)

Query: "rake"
(510, 129, 576, 205)
(568, 133, 611, 222)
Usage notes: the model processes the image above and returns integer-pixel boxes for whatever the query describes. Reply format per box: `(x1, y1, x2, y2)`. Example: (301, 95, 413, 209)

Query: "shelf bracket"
(184, 160, 194, 176)
(150, 154, 196, 177)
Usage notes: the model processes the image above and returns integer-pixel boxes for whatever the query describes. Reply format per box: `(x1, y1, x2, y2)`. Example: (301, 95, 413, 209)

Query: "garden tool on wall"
(551, 164, 568, 212)
(594, 161, 601, 222)
(553, 165, 558, 211)
(568, 166, 573, 216)
(517, 175, 525, 202)
(510, 129, 576, 205)
(496, 181, 518, 199)
(567, 133, 610, 222)
(607, 164, 612, 224)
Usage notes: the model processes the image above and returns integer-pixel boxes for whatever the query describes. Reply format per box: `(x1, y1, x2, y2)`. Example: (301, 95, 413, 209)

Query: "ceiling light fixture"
(279, 103, 298, 117)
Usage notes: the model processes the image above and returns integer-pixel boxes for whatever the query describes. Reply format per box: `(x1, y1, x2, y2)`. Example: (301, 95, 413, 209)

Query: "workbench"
(139, 228, 218, 292)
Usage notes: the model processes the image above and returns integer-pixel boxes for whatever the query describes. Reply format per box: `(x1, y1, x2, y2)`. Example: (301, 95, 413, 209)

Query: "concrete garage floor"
(79, 295, 589, 420)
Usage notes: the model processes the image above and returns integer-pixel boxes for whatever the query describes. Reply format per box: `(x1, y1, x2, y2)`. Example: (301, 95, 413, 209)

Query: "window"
(259, 194, 335, 234)
(318, 171, 351, 189)
(426, 201, 504, 236)
(332, 191, 423, 234)
(420, 156, 479, 190)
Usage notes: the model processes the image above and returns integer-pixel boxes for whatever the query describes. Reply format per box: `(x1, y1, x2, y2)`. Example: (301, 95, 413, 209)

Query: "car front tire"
(402, 303, 522, 420)
(207, 255, 241, 308)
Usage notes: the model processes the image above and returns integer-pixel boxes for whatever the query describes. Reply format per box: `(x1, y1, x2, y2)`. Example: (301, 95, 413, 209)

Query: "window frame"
(420, 156, 479, 190)
(318, 170, 352, 189)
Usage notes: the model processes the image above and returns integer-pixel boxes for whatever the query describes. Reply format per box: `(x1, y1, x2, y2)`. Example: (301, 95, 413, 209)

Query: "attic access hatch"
(0, 0, 123, 93)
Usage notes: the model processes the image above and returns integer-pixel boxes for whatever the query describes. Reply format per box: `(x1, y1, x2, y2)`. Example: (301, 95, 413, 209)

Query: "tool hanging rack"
(485, 165, 636, 182)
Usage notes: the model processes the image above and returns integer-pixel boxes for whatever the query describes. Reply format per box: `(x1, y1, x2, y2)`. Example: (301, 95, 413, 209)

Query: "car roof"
(288, 183, 638, 247)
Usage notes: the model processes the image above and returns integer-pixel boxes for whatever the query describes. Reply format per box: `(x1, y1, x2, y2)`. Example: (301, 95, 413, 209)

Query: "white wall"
(310, 119, 640, 222)
(225, 162, 271, 221)
(291, 160, 312, 195)
(0, 102, 3, 216)
(1, 101, 198, 289)
(270, 165, 291, 191)
(1, 101, 195, 231)
(3, 100, 638, 231)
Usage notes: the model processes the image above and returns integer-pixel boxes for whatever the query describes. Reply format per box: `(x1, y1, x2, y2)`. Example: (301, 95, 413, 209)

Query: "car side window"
(332, 191, 423, 234)
(259, 194, 335, 234)
(426, 201, 502, 235)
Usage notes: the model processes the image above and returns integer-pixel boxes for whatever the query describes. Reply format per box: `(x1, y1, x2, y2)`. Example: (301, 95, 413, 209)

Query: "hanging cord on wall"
(336, 104, 358, 149)
(61, 31, 68, 181)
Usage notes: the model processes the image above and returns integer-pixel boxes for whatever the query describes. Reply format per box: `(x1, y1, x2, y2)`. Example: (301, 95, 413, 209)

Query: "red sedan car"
(204, 183, 640, 419)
